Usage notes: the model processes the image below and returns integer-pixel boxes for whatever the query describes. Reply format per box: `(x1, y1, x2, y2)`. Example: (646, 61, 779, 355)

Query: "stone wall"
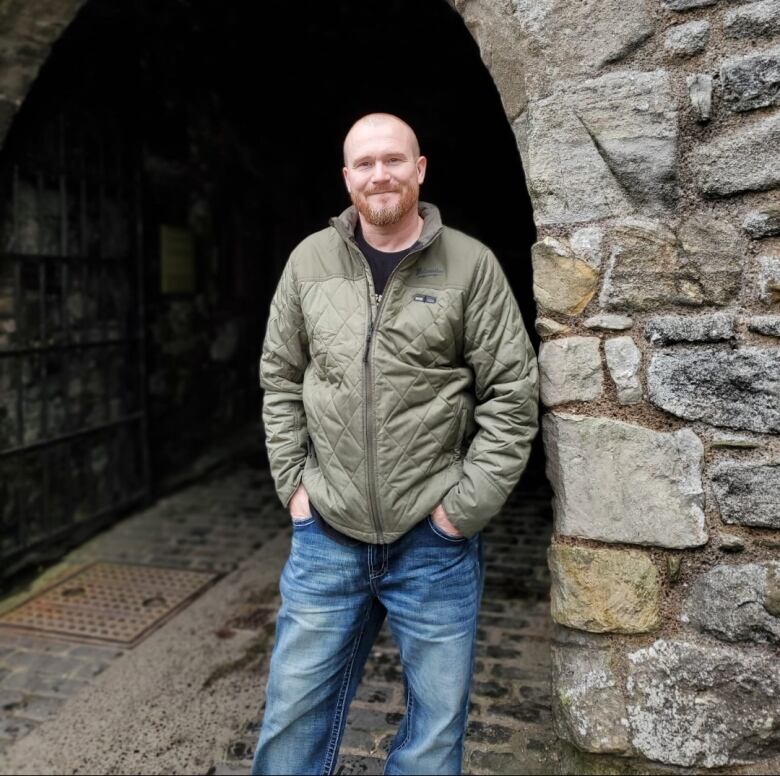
(0, 0, 778, 769)
(455, 0, 780, 769)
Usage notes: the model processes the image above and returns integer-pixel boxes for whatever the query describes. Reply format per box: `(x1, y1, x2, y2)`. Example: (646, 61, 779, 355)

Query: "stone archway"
(1, 0, 779, 771)
(455, 0, 780, 771)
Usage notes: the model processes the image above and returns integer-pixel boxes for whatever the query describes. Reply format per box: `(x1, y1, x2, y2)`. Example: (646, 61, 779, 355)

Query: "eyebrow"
(351, 152, 409, 166)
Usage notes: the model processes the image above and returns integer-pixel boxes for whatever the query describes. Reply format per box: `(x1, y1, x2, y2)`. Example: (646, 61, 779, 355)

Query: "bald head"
(343, 113, 420, 166)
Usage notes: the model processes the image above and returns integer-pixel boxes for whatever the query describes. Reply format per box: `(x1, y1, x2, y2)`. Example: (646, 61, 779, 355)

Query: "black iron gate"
(0, 105, 150, 577)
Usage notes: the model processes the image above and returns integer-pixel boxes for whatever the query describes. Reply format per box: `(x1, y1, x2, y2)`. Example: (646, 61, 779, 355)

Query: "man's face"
(342, 120, 426, 227)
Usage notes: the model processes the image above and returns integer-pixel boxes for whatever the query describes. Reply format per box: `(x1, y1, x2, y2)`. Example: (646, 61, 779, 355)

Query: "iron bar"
(0, 335, 141, 358)
(0, 411, 144, 459)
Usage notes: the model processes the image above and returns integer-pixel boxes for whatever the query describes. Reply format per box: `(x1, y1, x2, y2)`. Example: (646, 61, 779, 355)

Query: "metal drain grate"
(0, 562, 217, 646)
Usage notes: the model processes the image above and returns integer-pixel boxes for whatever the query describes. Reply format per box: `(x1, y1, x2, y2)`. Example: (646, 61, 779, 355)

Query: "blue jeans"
(251, 509, 485, 775)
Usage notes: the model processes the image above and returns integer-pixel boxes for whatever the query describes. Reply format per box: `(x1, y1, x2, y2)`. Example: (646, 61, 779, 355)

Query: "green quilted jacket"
(260, 201, 539, 542)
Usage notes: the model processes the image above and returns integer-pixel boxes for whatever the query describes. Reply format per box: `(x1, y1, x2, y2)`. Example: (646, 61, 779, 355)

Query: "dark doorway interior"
(0, 0, 538, 578)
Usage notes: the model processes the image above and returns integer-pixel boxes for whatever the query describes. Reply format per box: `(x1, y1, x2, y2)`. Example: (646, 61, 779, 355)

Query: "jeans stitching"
(384, 682, 415, 773)
(322, 601, 374, 775)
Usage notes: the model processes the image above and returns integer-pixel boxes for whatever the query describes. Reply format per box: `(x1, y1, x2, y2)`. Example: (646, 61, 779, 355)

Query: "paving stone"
(721, 45, 780, 113)
(1, 652, 85, 676)
(0, 716, 36, 741)
(648, 347, 780, 432)
(466, 720, 514, 744)
(11, 694, 65, 722)
(333, 754, 385, 774)
(1, 671, 86, 697)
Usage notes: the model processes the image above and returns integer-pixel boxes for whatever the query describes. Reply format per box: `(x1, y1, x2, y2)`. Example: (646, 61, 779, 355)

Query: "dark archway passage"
(0, 0, 539, 577)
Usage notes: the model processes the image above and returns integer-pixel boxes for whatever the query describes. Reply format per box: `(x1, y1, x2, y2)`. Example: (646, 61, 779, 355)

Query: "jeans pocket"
(426, 515, 466, 543)
(291, 515, 315, 528)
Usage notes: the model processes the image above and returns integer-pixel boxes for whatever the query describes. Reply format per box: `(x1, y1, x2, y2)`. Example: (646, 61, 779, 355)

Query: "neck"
(358, 204, 424, 252)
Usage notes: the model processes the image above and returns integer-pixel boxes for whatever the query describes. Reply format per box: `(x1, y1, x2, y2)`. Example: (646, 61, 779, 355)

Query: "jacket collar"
(330, 201, 444, 251)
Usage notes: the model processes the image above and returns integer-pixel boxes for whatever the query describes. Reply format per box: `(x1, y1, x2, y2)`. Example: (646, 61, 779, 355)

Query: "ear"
(416, 155, 427, 185)
(342, 166, 351, 193)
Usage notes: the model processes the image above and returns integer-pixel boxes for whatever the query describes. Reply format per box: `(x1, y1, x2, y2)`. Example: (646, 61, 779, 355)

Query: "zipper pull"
(363, 319, 374, 363)
(374, 293, 382, 305)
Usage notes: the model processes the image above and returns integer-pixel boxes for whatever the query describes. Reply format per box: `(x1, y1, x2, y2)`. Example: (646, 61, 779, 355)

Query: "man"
(253, 113, 538, 775)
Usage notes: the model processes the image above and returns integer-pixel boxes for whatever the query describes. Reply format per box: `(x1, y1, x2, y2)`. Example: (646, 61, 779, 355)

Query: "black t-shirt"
(355, 222, 421, 296)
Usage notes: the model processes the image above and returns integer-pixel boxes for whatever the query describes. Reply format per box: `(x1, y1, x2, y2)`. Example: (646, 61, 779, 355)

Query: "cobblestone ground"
(0, 453, 289, 760)
(0, 452, 557, 774)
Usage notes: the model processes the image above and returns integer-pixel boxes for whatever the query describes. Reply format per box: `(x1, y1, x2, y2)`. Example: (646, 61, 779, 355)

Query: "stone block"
(539, 337, 603, 406)
(743, 208, 780, 239)
(510, 0, 655, 92)
(604, 336, 642, 404)
(663, 0, 717, 8)
(549, 544, 662, 633)
(648, 348, 780, 432)
(721, 46, 780, 113)
(747, 315, 780, 336)
(570, 227, 604, 268)
(664, 21, 709, 57)
(683, 562, 780, 644)
(693, 111, 780, 196)
(687, 73, 713, 122)
(626, 640, 780, 767)
(532, 238, 599, 315)
(600, 215, 741, 311)
(758, 255, 780, 304)
(535, 317, 570, 337)
(544, 413, 707, 548)
(584, 314, 634, 331)
(551, 644, 631, 753)
(522, 70, 678, 225)
(725, 0, 780, 40)
(644, 313, 735, 345)
(711, 461, 780, 528)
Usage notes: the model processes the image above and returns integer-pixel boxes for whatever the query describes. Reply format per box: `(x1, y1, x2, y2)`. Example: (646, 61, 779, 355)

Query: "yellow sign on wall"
(160, 225, 196, 294)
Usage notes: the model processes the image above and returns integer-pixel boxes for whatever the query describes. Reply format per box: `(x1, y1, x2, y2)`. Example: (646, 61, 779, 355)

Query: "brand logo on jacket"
(413, 294, 437, 304)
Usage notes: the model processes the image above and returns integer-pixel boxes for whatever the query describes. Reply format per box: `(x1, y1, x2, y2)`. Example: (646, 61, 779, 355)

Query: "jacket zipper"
(358, 245, 428, 542)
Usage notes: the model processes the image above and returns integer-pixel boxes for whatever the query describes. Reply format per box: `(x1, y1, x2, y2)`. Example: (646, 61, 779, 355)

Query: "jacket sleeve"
(259, 256, 310, 508)
(441, 248, 540, 537)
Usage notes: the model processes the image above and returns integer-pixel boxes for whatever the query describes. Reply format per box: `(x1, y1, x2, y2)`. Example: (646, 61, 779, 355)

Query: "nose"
(371, 161, 389, 182)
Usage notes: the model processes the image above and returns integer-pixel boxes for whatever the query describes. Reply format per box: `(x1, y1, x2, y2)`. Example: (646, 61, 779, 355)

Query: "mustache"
(365, 187, 401, 195)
